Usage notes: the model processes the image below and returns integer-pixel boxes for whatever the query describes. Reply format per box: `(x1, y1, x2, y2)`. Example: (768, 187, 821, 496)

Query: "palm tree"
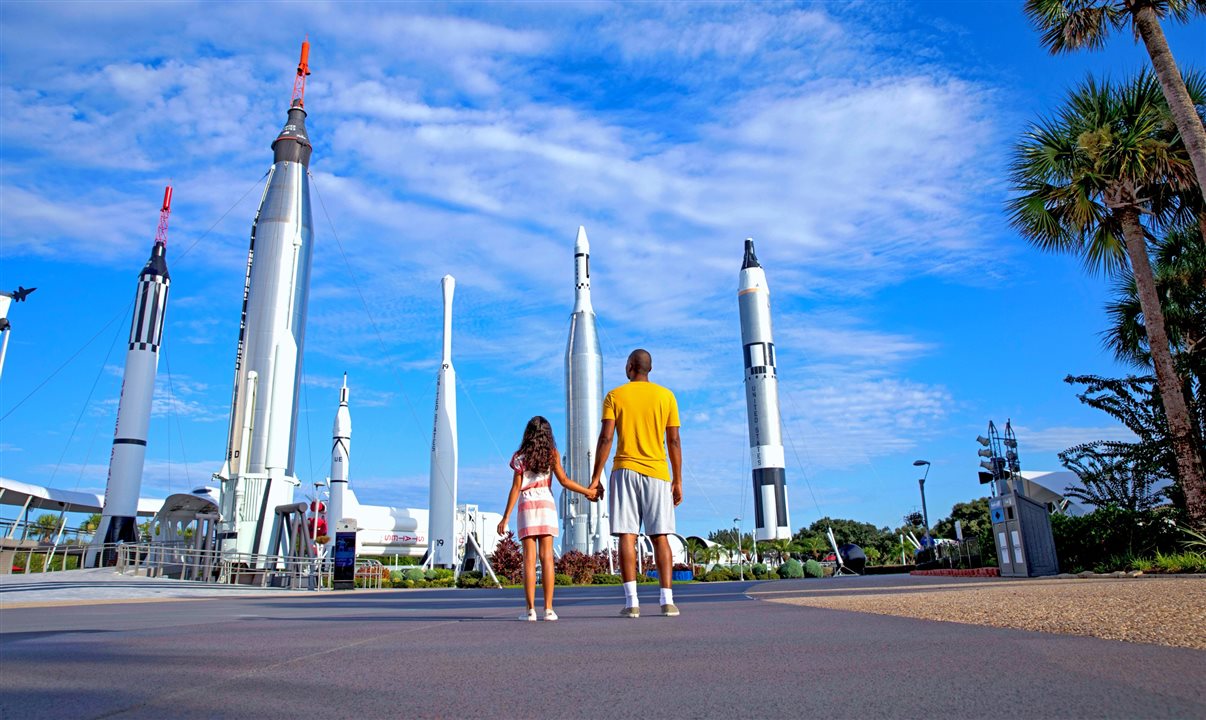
(1104, 223, 1205, 373)
(1024, 0, 1206, 194)
(32, 513, 60, 542)
(81, 513, 103, 536)
(1009, 72, 1206, 524)
(764, 539, 792, 566)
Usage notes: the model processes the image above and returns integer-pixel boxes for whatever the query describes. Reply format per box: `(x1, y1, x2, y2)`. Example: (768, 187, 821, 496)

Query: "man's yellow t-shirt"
(602, 381, 680, 481)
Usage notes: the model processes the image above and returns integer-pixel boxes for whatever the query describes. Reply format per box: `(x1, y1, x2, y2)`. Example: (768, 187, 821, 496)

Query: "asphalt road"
(2, 577, 1204, 719)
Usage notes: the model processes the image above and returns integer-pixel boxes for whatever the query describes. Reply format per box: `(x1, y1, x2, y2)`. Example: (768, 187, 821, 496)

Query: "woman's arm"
(497, 470, 523, 535)
(551, 452, 598, 499)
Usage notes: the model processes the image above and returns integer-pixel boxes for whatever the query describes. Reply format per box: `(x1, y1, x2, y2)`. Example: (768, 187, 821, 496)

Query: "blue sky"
(1, 1, 1203, 539)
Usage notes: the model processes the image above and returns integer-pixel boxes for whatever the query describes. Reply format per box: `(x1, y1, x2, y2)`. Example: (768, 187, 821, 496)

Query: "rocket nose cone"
(575, 226, 590, 254)
(742, 238, 761, 269)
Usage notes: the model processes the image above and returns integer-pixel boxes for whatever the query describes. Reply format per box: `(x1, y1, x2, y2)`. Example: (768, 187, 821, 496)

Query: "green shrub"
(405, 568, 426, 582)
(703, 567, 733, 582)
(1051, 506, 1180, 574)
(457, 571, 483, 588)
(554, 573, 573, 586)
(751, 563, 767, 576)
(779, 559, 804, 579)
(390, 571, 405, 584)
(592, 573, 622, 584)
(804, 559, 823, 578)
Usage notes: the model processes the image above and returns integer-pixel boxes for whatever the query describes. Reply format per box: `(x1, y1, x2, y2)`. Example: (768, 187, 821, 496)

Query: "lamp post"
(733, 517, 744, 581)
(913, 460, 931, 548)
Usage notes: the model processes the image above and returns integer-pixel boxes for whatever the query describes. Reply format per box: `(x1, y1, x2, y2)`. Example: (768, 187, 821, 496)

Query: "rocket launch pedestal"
(563, 226, 609, 554)
(217, 41, 315, 561)
(738, 238, 791, 542)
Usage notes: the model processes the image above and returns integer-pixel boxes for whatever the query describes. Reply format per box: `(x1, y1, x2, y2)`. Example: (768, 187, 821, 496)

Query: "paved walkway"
(2, 573, 1204, 719)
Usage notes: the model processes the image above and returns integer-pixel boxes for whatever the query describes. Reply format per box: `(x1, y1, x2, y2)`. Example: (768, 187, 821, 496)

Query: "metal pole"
(0, 328, 10, 383)
(733, 518, 743, 581)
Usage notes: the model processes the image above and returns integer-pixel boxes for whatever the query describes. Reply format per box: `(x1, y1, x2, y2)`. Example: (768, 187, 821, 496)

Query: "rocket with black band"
(738, 238, 792, 541)
(89, 186, 173, 567)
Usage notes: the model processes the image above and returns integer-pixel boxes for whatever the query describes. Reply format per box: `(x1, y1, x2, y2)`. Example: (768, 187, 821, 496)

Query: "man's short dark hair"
(628, 349, 652, 374)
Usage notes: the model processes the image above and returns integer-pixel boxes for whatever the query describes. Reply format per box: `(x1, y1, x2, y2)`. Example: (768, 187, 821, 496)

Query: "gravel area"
(758, 576, 1206, 650)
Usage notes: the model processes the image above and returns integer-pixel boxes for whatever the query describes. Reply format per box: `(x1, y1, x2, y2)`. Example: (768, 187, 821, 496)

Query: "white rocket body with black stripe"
(738, 238, 791, 542)
(216, 96, 314, 559)
(89, 187, 173, 566)
(428, 275, 458, 567)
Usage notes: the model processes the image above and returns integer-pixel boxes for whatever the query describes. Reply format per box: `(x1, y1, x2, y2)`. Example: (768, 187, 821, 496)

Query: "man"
(590, 348, 682, 618)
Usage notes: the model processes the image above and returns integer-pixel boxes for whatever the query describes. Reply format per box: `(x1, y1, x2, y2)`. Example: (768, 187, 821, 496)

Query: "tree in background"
(80, 513, 102, 535)
(32, 513, 60, 542)
(932, 498, 993, 541)
(1025, 0, 1206, 193)
(1009, 72, 1206, 523)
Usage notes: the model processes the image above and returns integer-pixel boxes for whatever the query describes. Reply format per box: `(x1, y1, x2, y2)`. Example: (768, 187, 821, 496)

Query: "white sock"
(623, 581, 638, 608)
(660, 587, 674, 606)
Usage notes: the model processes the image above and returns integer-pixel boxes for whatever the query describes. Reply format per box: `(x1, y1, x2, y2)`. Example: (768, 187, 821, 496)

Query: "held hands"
(583, 482, 604, 502)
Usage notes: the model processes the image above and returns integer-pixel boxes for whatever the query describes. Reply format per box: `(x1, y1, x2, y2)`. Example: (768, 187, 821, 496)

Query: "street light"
(733, 517, 744, 581)
(912, 460, 931, 548)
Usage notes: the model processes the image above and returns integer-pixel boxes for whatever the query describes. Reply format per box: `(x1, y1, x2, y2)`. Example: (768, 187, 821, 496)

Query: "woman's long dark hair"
(511, 416, 556, 475)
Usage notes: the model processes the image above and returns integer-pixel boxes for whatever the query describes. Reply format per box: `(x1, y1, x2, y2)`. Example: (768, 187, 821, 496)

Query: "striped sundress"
(514, 454, 558, 539)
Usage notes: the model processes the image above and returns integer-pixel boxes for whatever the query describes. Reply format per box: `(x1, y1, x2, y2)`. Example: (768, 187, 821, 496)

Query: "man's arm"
(591, 419, 616, 490)
(666, 426, 682, 506)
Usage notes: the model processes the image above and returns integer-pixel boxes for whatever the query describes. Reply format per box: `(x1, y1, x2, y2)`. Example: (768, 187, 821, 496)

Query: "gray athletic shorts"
(609, 468, 676, 536)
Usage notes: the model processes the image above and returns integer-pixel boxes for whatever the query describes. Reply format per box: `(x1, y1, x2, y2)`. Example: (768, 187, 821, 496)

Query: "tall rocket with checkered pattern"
(89, 186, 173, 566)
(738, 238, 791, 542)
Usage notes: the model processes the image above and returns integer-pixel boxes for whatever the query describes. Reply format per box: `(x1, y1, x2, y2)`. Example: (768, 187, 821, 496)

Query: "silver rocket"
(738, 238, 791, 541)
(327, 374, 350, 534)
(563, 226, 609, 553)
(428, 275, 458, 567)
(217, 41, 315, 558)
(89, 186, 173, 566)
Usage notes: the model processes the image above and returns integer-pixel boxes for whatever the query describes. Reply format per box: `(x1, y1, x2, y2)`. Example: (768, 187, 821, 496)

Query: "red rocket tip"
(291, 37, 311, 107)
(154, 185, 172, 248)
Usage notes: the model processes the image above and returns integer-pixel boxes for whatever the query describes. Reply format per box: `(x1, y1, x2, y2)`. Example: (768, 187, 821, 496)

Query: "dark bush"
(1051, 506, 1181, 573)
(751, 562, 767, 576)
(556, 550, 611, 584)
(457, 571, 483, 588)
(592, 573, 622, 584)
(554, 573, 573, 586)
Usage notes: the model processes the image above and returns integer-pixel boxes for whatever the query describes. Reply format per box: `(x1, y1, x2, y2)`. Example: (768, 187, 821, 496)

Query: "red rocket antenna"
(291, 37, 311, 108)
(155, 185, 172, 248)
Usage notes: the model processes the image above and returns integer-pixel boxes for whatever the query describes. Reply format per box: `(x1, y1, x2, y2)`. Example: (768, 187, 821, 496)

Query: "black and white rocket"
(89, 186, 173, 566)
(217, 41, 315, 558)
(563, 226, 609, 553)
(327, 374, 351, 534)
(428, 275, 458, 567)
(738, 238, 791, 541)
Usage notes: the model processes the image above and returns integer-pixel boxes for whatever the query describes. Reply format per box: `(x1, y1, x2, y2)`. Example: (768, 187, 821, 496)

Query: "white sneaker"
(520, 608, 536, 622)
(542, 609, 559, 621)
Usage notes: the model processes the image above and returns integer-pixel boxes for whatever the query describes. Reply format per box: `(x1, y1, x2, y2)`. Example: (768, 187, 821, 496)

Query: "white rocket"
(217, 41, 315, 558)
(88, 186, 173, 567)
(428, 275, 458, 567)
(738, 238, 791, 541)
(563, 226, 609, 553)
(327, 374, 350, 535)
